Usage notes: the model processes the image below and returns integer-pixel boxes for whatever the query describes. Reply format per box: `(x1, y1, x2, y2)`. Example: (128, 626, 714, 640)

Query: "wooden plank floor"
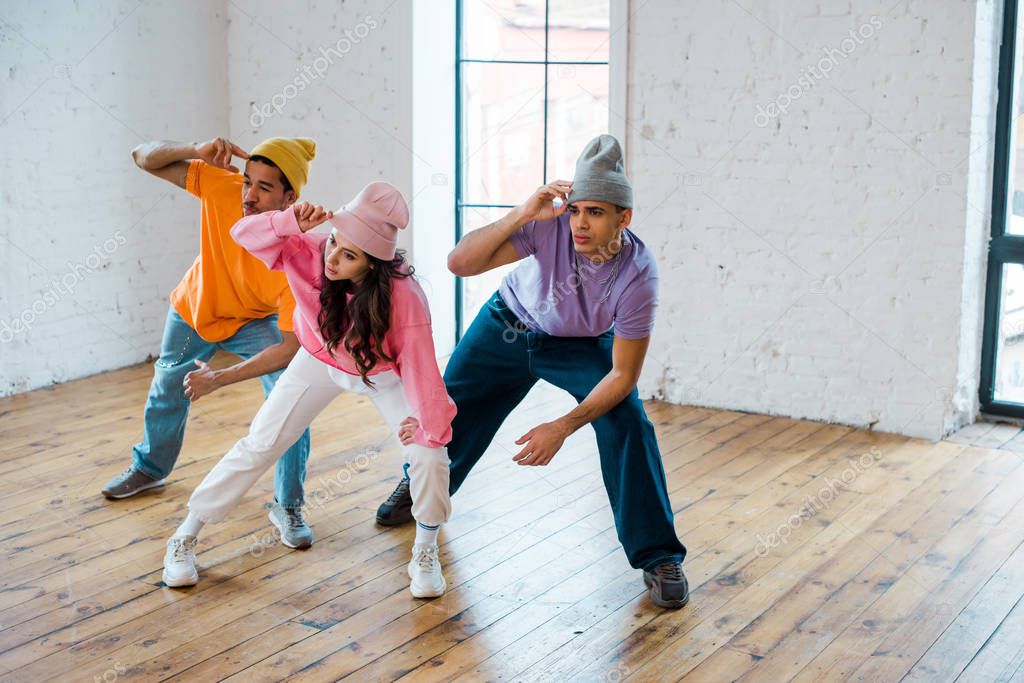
(1, 356, 1024, 682)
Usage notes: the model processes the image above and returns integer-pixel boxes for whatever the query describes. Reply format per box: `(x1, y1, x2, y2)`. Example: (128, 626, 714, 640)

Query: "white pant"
(188, 348, 451, 526)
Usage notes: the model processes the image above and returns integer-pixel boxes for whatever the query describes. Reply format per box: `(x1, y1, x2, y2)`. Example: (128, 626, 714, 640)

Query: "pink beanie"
(328, 182, 410, 260)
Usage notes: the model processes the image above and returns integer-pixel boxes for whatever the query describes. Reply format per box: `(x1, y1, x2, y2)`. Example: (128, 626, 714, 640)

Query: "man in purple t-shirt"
(378, 135, 688, 609)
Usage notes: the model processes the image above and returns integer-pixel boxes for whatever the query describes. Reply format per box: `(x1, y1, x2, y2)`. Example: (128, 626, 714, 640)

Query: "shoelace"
(413, 545, 438, 570)
(386, 479, 411, 505)
(656, 563, 684, 582)
(171, 538, 194, 562)
(285, 508, 308, 530)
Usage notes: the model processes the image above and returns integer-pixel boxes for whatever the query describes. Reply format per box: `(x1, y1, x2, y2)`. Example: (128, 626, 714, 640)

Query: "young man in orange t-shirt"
(102, 136, 319, 549)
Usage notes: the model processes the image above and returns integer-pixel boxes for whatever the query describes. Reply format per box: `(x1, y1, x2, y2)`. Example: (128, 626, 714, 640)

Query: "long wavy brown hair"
(317, 251, 413, 386)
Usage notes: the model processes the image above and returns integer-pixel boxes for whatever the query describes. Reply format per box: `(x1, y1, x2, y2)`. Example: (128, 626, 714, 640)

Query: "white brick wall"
(629, 0, 999, 440)
(0, 1, 230, 396)
(0, 0, 415, 397)
(226, 0, 412, 214)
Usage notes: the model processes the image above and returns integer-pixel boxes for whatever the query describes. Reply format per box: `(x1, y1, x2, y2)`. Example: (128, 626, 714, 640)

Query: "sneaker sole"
(408, 564, 446, 598)
(268, 510, 313, 550)
(102, 478, 167, 499)
(162, 569, 198, 588)
(643, 573, 690, 609)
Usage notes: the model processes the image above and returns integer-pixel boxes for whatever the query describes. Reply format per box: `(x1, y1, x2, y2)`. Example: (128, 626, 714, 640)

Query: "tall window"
(455, 0, 611, 336)
(982, 0, 1024, 413)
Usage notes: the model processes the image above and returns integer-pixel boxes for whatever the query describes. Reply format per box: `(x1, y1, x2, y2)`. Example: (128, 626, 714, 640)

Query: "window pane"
(995, 263, 1024, 403)
(1007, 16, 1024, 235)
(545, 63, 610, 180)
(462, 62, 546, 205)
(460, 205, 520, 334)
(548, 0, 610, 62)
(463, 0, 546, 61)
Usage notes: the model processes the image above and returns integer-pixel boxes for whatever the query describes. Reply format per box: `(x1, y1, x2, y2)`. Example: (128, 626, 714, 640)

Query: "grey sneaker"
(101, 467, 166, 499)
(643, 562, 690, 609)
(268, 502, 313, 549)
(163, 535, 199, 588)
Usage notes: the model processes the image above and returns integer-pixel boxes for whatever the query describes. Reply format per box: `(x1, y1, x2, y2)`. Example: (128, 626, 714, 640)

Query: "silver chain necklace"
(573, 237, 626, 304)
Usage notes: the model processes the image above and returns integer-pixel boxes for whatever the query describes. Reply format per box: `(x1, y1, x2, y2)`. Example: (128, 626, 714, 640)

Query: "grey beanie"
(566, 134, 633, 209)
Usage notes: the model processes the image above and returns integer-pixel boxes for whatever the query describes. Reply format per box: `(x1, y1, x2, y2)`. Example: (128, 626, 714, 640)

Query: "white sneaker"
(163, 535, 199, 588)
(407, 543, 446, 598)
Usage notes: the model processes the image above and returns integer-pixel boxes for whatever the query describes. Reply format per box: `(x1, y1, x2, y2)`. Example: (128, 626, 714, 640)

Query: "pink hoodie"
(231, 208, 455, 449)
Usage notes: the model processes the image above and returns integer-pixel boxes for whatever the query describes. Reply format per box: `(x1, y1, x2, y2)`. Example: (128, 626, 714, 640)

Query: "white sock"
(415, 521, 439, 546)
(174, 511, 205, 539)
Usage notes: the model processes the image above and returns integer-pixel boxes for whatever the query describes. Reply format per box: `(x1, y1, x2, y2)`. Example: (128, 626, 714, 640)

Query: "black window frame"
(454, 0, 610, 339)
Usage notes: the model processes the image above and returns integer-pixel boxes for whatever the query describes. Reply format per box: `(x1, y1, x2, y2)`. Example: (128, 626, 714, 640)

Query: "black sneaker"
(643, 562, 690, 609)
(376, 477, 413, 526)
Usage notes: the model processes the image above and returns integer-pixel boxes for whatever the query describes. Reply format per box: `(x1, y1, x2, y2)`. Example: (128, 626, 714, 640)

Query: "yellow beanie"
(250, 137, 316, 196)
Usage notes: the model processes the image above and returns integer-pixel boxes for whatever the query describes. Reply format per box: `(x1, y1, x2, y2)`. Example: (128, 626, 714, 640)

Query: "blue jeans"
(131, 306, 310, 509)
(440, 292, 686, 571)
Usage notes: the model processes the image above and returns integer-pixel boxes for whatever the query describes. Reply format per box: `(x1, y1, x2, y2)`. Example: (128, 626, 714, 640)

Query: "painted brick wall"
(0, 1, 230, 395)
(226, 0, 412, 218)
(628, 0, 999, 439)
(0, 0, 415, 396)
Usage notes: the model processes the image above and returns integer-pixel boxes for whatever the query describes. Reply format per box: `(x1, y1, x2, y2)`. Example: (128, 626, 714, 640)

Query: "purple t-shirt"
(498, 213, 659, 339)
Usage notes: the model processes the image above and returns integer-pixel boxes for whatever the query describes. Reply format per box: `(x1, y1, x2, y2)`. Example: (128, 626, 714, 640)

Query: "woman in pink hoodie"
(162, 182, 455, 598)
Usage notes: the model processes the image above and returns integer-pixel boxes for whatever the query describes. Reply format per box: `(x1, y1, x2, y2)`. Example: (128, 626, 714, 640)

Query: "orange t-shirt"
(169, 160, 297, 342)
